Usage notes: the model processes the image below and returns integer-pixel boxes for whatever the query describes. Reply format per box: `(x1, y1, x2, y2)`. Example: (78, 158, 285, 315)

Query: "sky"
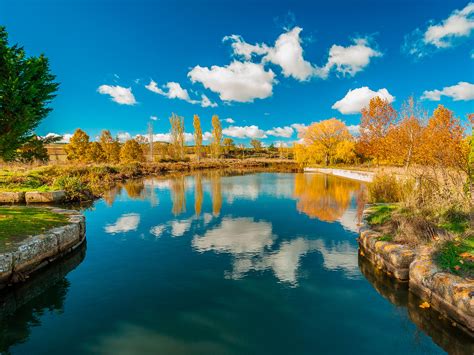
(1, 0, 473, 146)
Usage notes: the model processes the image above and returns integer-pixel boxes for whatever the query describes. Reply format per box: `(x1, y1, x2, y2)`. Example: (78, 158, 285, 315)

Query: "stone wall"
(0, 191, 65, 204)
(0, 208, 85, 289)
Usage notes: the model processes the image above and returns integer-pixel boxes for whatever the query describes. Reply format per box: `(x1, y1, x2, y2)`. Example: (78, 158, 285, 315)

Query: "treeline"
(63, 113, 292, 164)
(295, 97, 471, 172)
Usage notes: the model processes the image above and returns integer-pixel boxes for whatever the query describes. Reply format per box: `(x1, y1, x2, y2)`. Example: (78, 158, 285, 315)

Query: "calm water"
(1, 172, 472, 354)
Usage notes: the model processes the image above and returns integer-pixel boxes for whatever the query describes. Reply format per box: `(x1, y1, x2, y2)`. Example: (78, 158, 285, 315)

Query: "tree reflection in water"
(294, 173, 362, 222)
(0, 244, 86, 354)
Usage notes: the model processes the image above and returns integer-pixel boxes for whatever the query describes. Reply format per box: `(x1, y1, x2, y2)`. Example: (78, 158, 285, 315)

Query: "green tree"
(120, 139, 144, 163)
(193, 114, 203, 161)
(99, 130, 120, 163)
(65, 129, 90, 162)
(0, 26, 59, 161)
(86, 142, 106, 163)
(223, 137, 234, 155)
(211, 115, 222, 158)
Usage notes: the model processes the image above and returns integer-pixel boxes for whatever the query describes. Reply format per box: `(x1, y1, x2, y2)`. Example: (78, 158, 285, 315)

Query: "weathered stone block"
(0, 191, 25, 203)
(25, 190, 65, 203)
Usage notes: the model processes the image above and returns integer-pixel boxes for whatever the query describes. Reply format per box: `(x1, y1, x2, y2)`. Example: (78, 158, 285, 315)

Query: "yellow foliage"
(120, 139, 144, 163)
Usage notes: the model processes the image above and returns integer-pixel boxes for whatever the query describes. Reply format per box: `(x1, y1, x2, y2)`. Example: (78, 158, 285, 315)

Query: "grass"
(366, 204, 398, 226)
(436, 236, 474, 278)
(0, 206, 69, 239)
(377, 234, 394, 242)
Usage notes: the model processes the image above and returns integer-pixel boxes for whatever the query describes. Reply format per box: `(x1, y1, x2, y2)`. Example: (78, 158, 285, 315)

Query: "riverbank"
(0, 207, 85, 289)
(0, 159, 299, 202)
(359, 204, 474, 336)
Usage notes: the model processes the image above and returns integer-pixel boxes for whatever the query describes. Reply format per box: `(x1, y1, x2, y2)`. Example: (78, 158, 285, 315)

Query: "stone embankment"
(0, 190, 65, 204)
(359, 207, 474, 337)
(0, 208, 85, 289)
(304, 167, 374, 182)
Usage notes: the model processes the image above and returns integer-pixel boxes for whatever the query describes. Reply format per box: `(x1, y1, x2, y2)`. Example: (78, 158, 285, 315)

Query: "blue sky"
(1, 0, 473, 145)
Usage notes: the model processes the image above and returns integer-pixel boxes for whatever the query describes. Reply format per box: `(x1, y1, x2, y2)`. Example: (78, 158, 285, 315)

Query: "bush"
(368, 173, 403, 203)
(53, 176, 93, 201)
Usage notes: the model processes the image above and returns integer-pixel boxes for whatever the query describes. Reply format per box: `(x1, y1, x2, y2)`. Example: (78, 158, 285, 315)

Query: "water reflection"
(0, 244, 86, 354)
(359, 254, 474, 354)
(294, 173, 361, 222)
(104, 213, 140, 234)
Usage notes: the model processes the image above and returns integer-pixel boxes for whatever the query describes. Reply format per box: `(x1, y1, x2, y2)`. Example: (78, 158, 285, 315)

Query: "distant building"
(45, 143, 68, 163)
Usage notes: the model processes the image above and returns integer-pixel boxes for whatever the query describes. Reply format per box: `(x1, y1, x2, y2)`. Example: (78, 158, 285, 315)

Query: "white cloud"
(145, 80, 216, 107)
(44, 133, 72, 143)
(315, 38, 382, 79)
(223, 125, 267, 139)
(224, 118, 235, 123)
(98, 85, 137, 105)
(290, 123, 307, 134)
(200, 94, 218, 108)
(263, 27, 315, 81)
(105, 213, 140, 234)
(170, 220, 191, 237)
(117, 132, 132, 142)
(266, 126, 294, 138)
(421, 81, 474, 101)
(332, 87, 395, 115)
(223, 34, 269, 60)
(203, 131, 213, 141)
(404, 2, 474, 58)
(188, 61, 275, 103)
(347, 124, 360, 136)
(150, 116, 158, 121)
(150, 225, 165, 238)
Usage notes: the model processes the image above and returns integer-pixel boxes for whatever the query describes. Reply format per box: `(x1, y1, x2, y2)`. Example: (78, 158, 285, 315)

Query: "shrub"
(53, 176, 93, 201)
(368, 173, 402, 203)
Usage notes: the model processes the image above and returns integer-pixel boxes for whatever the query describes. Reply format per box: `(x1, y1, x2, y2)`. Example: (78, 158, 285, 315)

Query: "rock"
(25, 190, 65, 203)
(0, 192, 25, 203)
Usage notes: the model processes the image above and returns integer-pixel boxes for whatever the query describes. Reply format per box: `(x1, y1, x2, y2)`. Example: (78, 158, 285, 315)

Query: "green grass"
(0, 207, 69, 239)
(366, 204, 398, 226)
(438, 210, 470, 235)
(436, 236, 474, 277)
(377, 234, 394, 242)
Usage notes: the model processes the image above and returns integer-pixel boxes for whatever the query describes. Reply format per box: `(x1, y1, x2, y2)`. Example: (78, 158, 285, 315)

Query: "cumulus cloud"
(105, 213, 140, 234)
(404, 2, 474, 58)
(150, 116, 158, 121)
(223, 34, 269, 60)
(315, 38, 382, 79)
(224, 118, 235, 123)
(347, 124, 360, 135)
(332, 87, 395, 114)
(266, 126, 294, 138)
(223, 125, 267, 139)
(188, 61, 275, 103)
(44, 133, 72, 143)
(421, 81, 474, 101)
(98, 85, 137, 105)
(145, 80, 217, 107)
(290, 123, 307, 134)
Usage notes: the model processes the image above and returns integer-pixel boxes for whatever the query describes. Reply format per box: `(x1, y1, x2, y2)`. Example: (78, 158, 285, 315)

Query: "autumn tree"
(170, 113, 185, 160)
(0, 26, 59, 161)
(386, 96, 425, 169)
(86, 142, 106, 163)
(65, 129, 90, 162)
(250, 139, 262, 151)
(120, 139, 144, 163)
(99, 130, 120, 163)
(358, 96, 397, 164)
(300, 118, 353, 166)
(193, 114, 203, 161)
(223, 137, 234, 155)
(211, 115, 222, 159)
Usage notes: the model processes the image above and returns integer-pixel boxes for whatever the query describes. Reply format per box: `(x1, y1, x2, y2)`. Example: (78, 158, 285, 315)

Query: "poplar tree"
(211, 115, 222, 159)
(193, 114, 202, 161)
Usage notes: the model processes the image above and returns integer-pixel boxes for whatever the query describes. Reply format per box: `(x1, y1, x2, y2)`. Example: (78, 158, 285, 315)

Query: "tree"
(170, 113, 185, 160)
(358, 96, 397, 164)
(300, 118, 352, 166)
(99, 130, 120, 163)
(211, 115, 222, 158)
(120, 139, 144, 163)
(65, 129, 90, 162)
(16, 134, 61, 163)
(250, 139, 262, 151)
(193, 114, 203, 161)
(223, 137, 234, 155)
(0, 26, 59, 161)
(86, 142, 106, 163)
(385, 96, 425, 169)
